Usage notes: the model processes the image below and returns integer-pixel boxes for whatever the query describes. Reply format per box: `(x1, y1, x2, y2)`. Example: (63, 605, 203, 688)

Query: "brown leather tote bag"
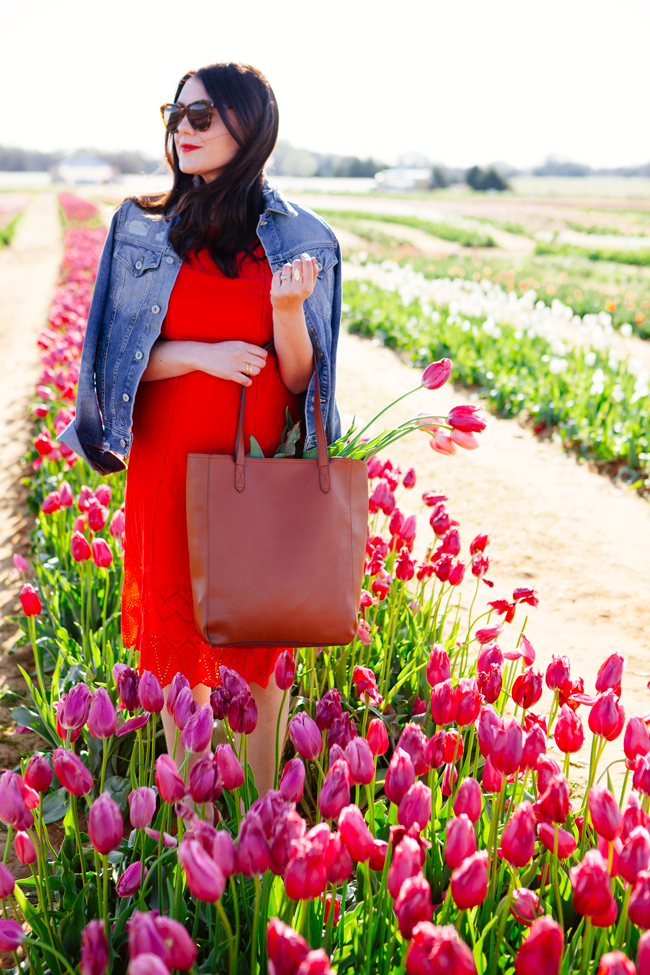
(186, 362, 368, 648)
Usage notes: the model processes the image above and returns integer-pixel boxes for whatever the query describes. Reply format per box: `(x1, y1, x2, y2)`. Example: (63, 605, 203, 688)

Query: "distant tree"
(532, 157, 591, 177)
(430, 165, 450, 189)
(0, 145, 63, 171)
(465, 165, 509, 192)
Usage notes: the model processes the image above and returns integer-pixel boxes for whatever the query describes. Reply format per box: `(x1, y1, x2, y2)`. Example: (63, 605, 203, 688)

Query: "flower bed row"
(342, 258, 650, 479)
(4, 195, 650, 975)
(0, 192, 30, 247)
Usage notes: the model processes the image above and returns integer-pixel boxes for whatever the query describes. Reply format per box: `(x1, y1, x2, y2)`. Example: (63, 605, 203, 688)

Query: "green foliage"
(465, 165, 510, 192)
(536, 241, 650, 267)
(0, 212, 21, 247)
(317, 209, 496, 247)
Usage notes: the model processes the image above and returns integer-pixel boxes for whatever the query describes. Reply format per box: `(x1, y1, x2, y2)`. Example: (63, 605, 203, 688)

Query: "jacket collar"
(261, 176, 298, 217)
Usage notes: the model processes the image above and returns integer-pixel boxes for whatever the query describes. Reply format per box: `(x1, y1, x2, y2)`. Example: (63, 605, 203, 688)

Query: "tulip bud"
(445, 814, 476, 870)
(422, 358, 452, 390)
(514, 916, 563, 975)
(24, 754, 52, 793)
(521, 724, 547, 771)
(455, 677, 481, 726)
(546, 655, 570, 691)
(214, 743, 245, 791)
(589, 784, 623, 841)
(154, 916, 197, 972)
(128, 787, 156, 830)
(369, 839, 388, 872)
(115, 665, 140, 714)
(70, 530, 91, 562)
(477, 706, 503, 758)
(638, 931, 650, 975)
(634, 756, 650, 797)
(426, 644, 451, 688)
(626, 717, 650, 764)
(59, 682, 92, 731)
(366, 718, 388, 756)
(178, 838, 226, 901)
(555, 705, 584, 754)
(512, 668, 543, 710)
(87, 686, 117, 739)
(0, 919, 25, 953)
(399, 724, 430, 776)
(181, 703, 214, 754)
(0, 862, 15, 899)
(237, 811, 271, 876)
(345, 737, 375, 786)
(80, 920, 108, 975)
(395, 874, 433, 939)
(13, 553, 29, 573)
(589, 690, 625, 741)
(629, 871, 650, 930)
(166, 672, 190, 715)
(535, 773, 570, 824)
(447, 404, 486, 433)
(128, 955, 170, 975)
(116, 861, 148, 897)
(88, 791, 123, 855)
(275, 650, 295, 691)
(52, 747, 93, 796)
(212, 829, 238, 878)
(109, 507, 125, 540)
(290, 712, 323, 760)
(618, 826, 650, 884)
(511, 888, 541, 926)
(20, 583, 42, 616)
(537, 755, 562, 796)
(385, 748, 416, 806)
(0, 771, 26, 828)
(398, 781, 432, 832)
(596, 652, 625, 694)
(570, 850, 616, 918)
(537, 821, 577, 858)
(491, 718, 524, 775)
(314, 689, 343, 732)
(318, 760, 351, 821)
(430, 678, 458, 726)
(406, 921, 476, 975)
(451, 850, 489, 910)
(154, 754, 186, 804)
(453, 777, 482, 823)
(267, 919, 310, 975)
(477, 664, 503, 705)
(138, 671, 164, 713)
(325, 830, 353, 885)
(87, 498, 108, 532)
(280, 757, 305, 804)
(387, 835, 421, 898)
(91, 537, 113, 568)
(338, 804, 374, 862)
(228, 691, 258, 735)
(14, 830, 37, 864)
(501, 801, 535, 868)
(482, 755, 503, 793)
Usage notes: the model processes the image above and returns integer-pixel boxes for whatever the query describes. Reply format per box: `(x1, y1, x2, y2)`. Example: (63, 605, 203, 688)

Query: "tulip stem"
(615, 885, 631, 948)
(100, 737, 109, 794)
(229, 875, 240, 962)
(101, 566, 110, 658)
(102, 854, 109, 927)
(79, 561, 86, 662)
(27, 615, 48, 704)
(3, 825, 13, 864)
(70, 794, 87, 888)
(216, 900, 235, 975)
(251, 876, 261, 975)
(580, 917, 594, 975)
(552, 825, 564, 928)
(619, 768, 630, 807)
(274, 689, 288, 790)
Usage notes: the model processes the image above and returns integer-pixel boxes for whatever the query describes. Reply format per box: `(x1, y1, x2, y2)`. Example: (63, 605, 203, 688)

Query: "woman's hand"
(270, 254, 319, 311)
(140, 338, 267, 386)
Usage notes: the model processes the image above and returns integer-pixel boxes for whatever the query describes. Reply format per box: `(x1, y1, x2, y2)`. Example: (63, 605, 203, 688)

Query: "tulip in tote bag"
(186, 362, 368, 647)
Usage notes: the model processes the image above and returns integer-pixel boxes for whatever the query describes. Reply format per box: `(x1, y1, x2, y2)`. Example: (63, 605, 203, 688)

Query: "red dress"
(122, 243, 301, 689)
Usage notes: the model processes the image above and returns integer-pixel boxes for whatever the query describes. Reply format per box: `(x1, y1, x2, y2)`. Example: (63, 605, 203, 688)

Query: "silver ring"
(280, 274, 291, 280)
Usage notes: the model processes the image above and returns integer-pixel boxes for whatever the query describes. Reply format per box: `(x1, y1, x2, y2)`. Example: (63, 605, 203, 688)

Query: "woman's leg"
(243, 673, 290, 797)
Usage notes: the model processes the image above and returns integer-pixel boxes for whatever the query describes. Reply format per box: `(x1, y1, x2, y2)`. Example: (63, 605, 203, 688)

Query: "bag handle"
(235, 353, 331, 494)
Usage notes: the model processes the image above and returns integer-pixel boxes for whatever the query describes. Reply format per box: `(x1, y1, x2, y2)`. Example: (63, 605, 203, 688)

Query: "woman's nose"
(176, 113, 195, 136)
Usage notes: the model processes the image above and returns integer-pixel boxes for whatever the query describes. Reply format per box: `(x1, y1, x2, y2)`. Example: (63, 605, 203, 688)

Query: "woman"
(58, 62, 343, 795)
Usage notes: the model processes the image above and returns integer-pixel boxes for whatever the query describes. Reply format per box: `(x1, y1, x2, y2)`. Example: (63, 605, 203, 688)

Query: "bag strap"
(234, 354, 331, 494)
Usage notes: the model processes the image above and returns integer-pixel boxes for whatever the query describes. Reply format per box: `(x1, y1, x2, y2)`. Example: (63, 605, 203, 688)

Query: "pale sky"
(3, 0, 649, 169)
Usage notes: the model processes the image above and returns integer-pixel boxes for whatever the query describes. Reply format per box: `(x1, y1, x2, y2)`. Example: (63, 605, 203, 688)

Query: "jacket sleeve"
(57, 204, 125, 474)
(327, 236, 343, 443)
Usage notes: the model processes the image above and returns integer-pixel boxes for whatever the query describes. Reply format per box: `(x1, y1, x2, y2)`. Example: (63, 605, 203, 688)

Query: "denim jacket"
(57, 179, 342, 475)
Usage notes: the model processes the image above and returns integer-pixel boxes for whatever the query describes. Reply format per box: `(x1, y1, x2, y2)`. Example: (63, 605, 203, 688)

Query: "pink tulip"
(537, 822, 577, 858)
(315, 689, 343, 731)
(14, 830, 37, 864)
(322, 829, 351, 885)
(171, 686, 194, 731)
(41, 491, 62, 515)
(128, 912, 170, 968)
(228, 691, 258, 735)
(267, 918, 310, 975)
(430, 679, 458, 727)
(318, 760, 351, 821)
(554, 705, 584, 754)
(144, 828, 177, 847)
(24, 754, 52, 793)
(398, 724, 429, 776)
(352, 666, 382, 705)
(395, 874, 433, 939)
(13, 553, 29, 573)
(289, 712, 323, 760)
(546, 655, 570, 691)
(491, 718, 524, 775)
(128, 955, 169, 975)
(589, 784, 623, 841)
(0, 919, 24, 952)
(80, 919, 108, 975)
(596, 952, 637, 975)
(429, 430, 456, 455)
(178, 839, 226, 901)
(88, 687, 117, 739)
(110, 507, 125, 539)
(398, 782, 432, 832)
(623, 795, 648, 841)
(388, 835, 421, 898)
(619, 827, 650, 884)
(345, 737, 375, 785)
(426, 645, 451, 688)
(630, 872, 650, 929)
(514, 916, 563, 975)
(52, 747, 93, 796)
(477, 706, 503, 758)
(280, 757, 306, 803)
(237, 811, 271, 875)
(87, 499, 108, 532)
(510, 888, 541, 926)
(70, 530, 91, 562)
(166, 672, 190, 716)
(447, 404, 486, 434)
(275, 651, 295, 691)
(0, 862, 15, 898)
(445, 815, 476, 870)
(512, 668, 543, 710)
(407, 922, 477, 975)
(128, 787, 156, 830)
(595, 652, 625, 694)
(285, 828, 328, 901)
(634, 756, 650, 797)
(0, 771, 26, 826)
(482, 755, 503, 793)
(116, 861, 148, 897)
(422, 358, 452, 389)
(138, 671, 164, 713)
(570, 850, 616, 918)
(339, 804, 374, 862)
(638, 931, 650, 975)
(213, 830, 238, 877)
(369, 839, 388, 872)
(536, 755, 562, 797)
(149, 918, 196, 972)
(626, 717, 650, 763)
(88, 791, 123, 855)
(59, 682, 92, 731)
(154, 754, 186, 804)
(451, 850, 488, 910)
(214, 743, 245, 790)
(478, 664, 503, 705)
(521, 724, 547, 771)
(91, 537, 113, 568)
(181, 703, 214, 754)
(501, 802, 535, 868)
(385, 748, 415, 806)
(534, 774, 570, 824)
(210, 687, 229, 720)
(589, 690, 625, 741)
(366, 718, 389, 756)
(453, 777, 481, 823)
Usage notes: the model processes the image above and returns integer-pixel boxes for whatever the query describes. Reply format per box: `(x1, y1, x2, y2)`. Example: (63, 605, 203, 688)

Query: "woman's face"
(173, 75, 240, 183)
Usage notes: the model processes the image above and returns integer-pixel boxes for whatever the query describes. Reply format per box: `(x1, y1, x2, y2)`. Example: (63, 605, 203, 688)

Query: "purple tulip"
(172, 686, 194, 731)
(280, 757, 306, 804)
(128, 955, 170, 975)
(289, 712, 323, 760)
(0, 862, 15, 898)
(213, 829, 239, 877)
(214, 744, 244, 791)
(219, 665, 250, 698)
(228, 692, 258, 735)
(181, 703, 214, 754)
(115, 666, 140, 713)
(116, 861, 148, 897)
(275, 650, 295, 691)
(24, 754, 52, 793)
(0, 919, 25, 952)
(154, 916, 197, 971)
(178, 839, 226, 901)
(327, 713, 358, 750)
(128, 787, 156, 830)
(52, 748, 93, 797)
(189, 756, 221, 804)
(80, 919, 108, 975)
(315, 689, 343, 731)
(210, 686, 230, 720)
(237, 811, 271, 875)
(345, 737, 375, 785)
(59, 682, 92, 730)
(398, 781, 432, 831)
(318, 760, 351, 821)
(154, 754, 186, 804)
(0, 771, 27, 826)
(138, 671, 164, 713)
(184, 818, 217, 854)
(88, 687, 117, 739)
(88, 792, 123, 855)
(116, 713, 150, 737)
(166, 672, 190, 716)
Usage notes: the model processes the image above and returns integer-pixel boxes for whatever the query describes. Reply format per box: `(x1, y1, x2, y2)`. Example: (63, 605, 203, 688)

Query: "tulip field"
(4, 194, 650, 975)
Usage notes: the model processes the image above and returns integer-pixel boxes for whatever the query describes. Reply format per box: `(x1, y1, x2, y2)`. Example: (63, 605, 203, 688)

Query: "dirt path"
(0, 192, 61, 765)
(336, 329, 650, 786)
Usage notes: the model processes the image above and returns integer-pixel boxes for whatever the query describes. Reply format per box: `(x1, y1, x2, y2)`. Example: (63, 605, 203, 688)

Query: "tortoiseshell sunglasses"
(159, 100, 214, 133)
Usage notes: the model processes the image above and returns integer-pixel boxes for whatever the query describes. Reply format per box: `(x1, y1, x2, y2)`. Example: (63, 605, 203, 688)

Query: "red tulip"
(289, 712, 323, 760)
(546, 655, 570, 691)
(426, 645, 451, 688)
(176, 839, 226, 901)
(285, 836, 328, 901)
(280, 757, 306, 804)
(477, 664, 503, 705)
(447, 405, 486, 434)
(619, 827, 650, 884)
(237, 811, 271, 876)
(596, 952, 637, 975)
(366, 718, 389, 757)
(535, 774, 570, 824)
(88, 792, 123, 854)
(369, 839, 388, 872)
(589, 784, 623, 841)
(14, 830, 37, 864)
(154, 754, 186, 804)
(267, 918, 310, 975)
(491, 718, 524, 775)
(70, 530, 91, 562)
(352, 666, 382, 706)
(638, 931, 650, 975)
(325, 830, 353, 885)
(453, 777, 481, 823)
(0, 919, 24, 952)
(87, 499, 108, 532)
(116, 861, 148, 897)
(52, 747, 93, 796)
(445, 814, 476, 870)
(570, 850, 616, 917)
(555, 705, 584, 754)
(385, 748, 416, 806)
(80, 919, 108, 975)
(441, 764, 458, 797)
(397, 781, 431, 832)
(626, 717, 650, 763)
(474, 623, 503, 645)
(536, 755, 562, 797)
(630, 872, 650, 930)
(20, 583, 42, 616)
(386, 834, 419, 898)
(514, 916, 563, 975)
(41, 491, 62, 515)
(430, 679, 458, 726)
(318, 760, 351, 821)
(268, 809, 306, 876)
(455, 677, 481, 726)
(510, 888, 541, 926)
(512, 668, 543, 710)
(596, 652, 625, 694)
(537, 822, 577, 858)
(399, 724, 430, 776)
(634, 756, 650, 797)
(422, 358, 452, 389)
(451, 850, 488, 910)
(91, 537, 113, 568)
(521, 724, 547, 771)
(369, 479, 396, 516)
(128, 787, 156, 830)
(589, 690, 625, 741)
(339, 804, 374, 862)
(407, 921, 477, 975)
(482, 755, 503, 793)
(395, 874, 433, 939)
(138, 671, 164, 713)
(214, 743, 245, 790)
(24, 754, 52, 793)
(275, 650, 295, 691)
(88, 686, 117, 739)
(501, 802, 536, 867)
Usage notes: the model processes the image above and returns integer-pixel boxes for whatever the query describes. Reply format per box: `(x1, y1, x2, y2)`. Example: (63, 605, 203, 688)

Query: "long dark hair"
(133, 62, 279, 277)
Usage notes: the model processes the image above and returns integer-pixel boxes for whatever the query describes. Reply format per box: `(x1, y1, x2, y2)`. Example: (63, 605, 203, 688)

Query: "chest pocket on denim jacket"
(285, 244, 338, 313)
(113, 242, 162, 312)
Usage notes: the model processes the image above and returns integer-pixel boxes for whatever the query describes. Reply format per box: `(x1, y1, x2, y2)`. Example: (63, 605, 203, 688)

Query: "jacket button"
(123, 393, 130, 402)
(120, 439, 126, 448)
(151, 304, 161, 314)
(135, 351, 143, 360)
(135, 260, 143, 270)
(165, 256, 174, 264)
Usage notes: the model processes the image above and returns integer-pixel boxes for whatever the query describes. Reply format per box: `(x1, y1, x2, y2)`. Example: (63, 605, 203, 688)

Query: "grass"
(317, 208, 496, 247)
(0, 213, 22, 247)
(535, 241, 650, 267)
